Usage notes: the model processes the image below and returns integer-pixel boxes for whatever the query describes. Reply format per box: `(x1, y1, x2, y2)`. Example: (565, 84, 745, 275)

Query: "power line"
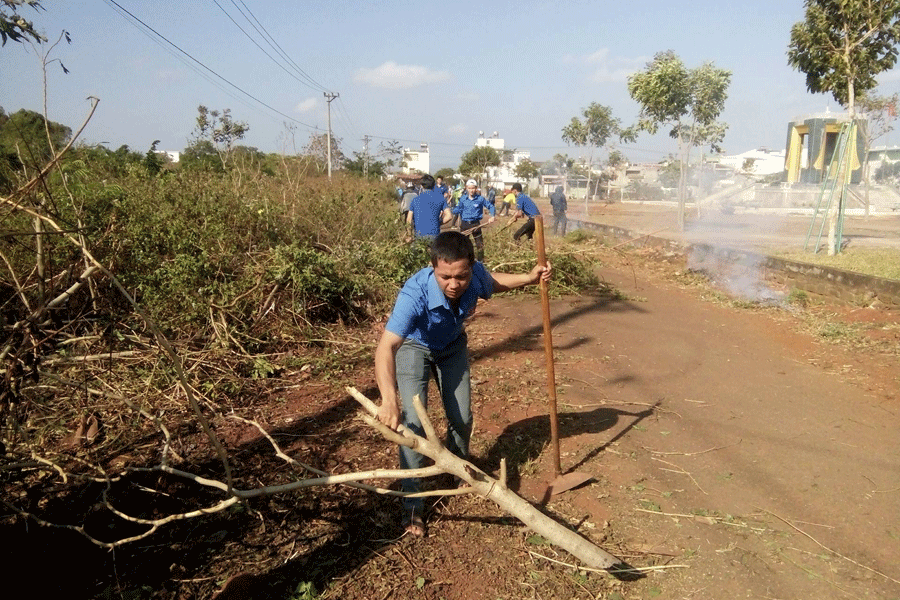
(213, 0, 330, 94)
(233, 0, 331, 94)
(102, 0, 320, 132)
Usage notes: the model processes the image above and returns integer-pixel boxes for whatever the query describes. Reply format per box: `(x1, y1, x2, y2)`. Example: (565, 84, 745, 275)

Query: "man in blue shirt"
(375, 231, 551, 537)
(407, 174, 451, 239)
(435, 175, 450, 200)
(511, 182, 541, 241)
(452, 179, 496, 261)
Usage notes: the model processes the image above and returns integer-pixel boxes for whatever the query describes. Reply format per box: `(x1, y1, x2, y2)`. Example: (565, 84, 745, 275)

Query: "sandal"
(401, 506, 426, 538)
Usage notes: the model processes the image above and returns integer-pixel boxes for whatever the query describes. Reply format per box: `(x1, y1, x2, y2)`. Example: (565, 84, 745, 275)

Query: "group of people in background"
(400, 174, 558, 253)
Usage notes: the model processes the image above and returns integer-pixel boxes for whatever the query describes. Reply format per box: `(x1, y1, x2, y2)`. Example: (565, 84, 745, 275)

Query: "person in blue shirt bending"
(375, 231, 552, 537)
(451, 179, 496, 261)
(511, 182, 541, 241)
(407, 174, 451, 240)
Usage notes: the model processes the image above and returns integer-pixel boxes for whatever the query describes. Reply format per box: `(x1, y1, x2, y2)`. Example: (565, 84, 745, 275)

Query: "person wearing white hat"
(451, 179, 496, 260)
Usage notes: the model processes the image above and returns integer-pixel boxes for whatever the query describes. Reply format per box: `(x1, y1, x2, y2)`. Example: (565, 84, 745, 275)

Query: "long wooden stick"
(347, 387, 622, 569)
(534, 216, 562, 477)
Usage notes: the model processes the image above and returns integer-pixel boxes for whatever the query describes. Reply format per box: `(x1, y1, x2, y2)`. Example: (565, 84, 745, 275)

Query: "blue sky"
(4, 0, 900, 170)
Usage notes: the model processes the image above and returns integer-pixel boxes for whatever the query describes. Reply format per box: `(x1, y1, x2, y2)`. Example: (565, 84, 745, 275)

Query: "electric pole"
(324, 92, 339, 179)
(362, 135, 371, 178)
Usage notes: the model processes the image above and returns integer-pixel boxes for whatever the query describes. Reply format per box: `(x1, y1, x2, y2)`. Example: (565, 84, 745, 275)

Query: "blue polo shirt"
(516, 193, 541, 217)
(435, 183, 449, 197)
(452, 193, 496, 221)
(386, 262, 493, 351)
(409, 189, 448, 237)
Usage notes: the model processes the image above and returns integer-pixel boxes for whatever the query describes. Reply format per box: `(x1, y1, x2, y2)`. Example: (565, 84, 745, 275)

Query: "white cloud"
(295, 98, 318, 113)
(584, 49, 610, 64)
(456, 92, 479, 101)
(446, 123, 467, 134)
(568, 49, 646, 83)
(354, 61, 451, 89)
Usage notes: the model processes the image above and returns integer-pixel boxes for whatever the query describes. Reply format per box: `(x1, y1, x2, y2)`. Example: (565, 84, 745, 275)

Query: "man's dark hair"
(420, 174, 436, 190)
(511, 183, 523, 192)
(430, 231, 475, 266)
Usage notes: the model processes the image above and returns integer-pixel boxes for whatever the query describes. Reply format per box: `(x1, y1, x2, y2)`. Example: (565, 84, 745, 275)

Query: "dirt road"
(466, 250, 900, 599)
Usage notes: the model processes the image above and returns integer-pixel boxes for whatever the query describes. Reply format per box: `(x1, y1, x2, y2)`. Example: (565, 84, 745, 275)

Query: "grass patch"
(775, 248, 900, 281)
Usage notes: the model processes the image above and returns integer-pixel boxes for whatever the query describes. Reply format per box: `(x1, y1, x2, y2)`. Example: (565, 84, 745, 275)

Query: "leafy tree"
(434, 167, 457, 183)
(188, 105, 249, 170)
(304, 132, 345, 173)
(345, 151, 386, 178)
(458, 145, 500, 183)
(626, 50, 731, 229)
(605, 150, 628, 200)
(0, 107, 71, 189)
(788, 0, 900, 114)
(561, 103, 622, 209)
(858, 93, 899, 215)
(1, 0, 44, 46)
(514, 158, 540, 182)
(181, 139, 222, 172)
(787, 1, 900, 251)
(143, 140, 164, 177)
(378, 139, 404, 172)
(540, 153, 574, 176)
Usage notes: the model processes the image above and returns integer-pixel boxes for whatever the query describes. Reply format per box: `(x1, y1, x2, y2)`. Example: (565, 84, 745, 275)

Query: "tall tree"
(514, 158, 540, 182)
(626, 51, 731, 230)
(788, 0, 900, 115)
(1, 0, 44, 46)
(189, 105, 249, 170)
(458, 145, 500, 184)
(561, 103, 621, 211)
(304, 132, 345, 173)
(787, 0, 900, 251)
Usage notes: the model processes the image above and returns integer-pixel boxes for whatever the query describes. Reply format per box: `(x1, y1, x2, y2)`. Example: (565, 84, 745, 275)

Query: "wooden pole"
(534, 216, 562, 477)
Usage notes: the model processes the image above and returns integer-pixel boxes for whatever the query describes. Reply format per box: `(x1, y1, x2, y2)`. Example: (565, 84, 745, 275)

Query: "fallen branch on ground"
(346, 385, 625, 571)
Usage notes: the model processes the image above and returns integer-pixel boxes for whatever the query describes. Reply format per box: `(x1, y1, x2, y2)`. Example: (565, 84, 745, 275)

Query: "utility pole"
(362, 135, 371, 178)
(324, 92, 339, 179)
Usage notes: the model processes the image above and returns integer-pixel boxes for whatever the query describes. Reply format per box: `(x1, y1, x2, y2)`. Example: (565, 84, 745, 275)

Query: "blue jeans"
(396, 333, 471, 510)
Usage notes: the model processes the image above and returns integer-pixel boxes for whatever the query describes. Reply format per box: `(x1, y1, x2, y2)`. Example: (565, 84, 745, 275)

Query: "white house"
(718, 147, 786, 176)
(475, 132, 532, 190)
(402, 143, 430, 174)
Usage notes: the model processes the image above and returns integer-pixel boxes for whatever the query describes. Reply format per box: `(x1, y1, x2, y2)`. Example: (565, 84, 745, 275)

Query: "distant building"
(784, 111, 865, 184)
(475, 131, 533, 190)
(718, 147, 786, 176)
(402, 143, 430, 174)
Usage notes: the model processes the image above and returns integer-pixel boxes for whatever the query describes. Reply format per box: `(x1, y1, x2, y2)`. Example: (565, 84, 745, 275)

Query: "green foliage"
(0, 107, 72, 190)
(788, 0, 900, 110)
(269, 243, 366, 323)
(627, 50, 731, 227)
(459, 145, 501, 181)
(561, 102, 621, 150)
(434, 167, 457, 183)
(184, 105, 249, 171)
(0, 0, 45, 46)
(514, 158, 540, 181)
(289, 581, 318, 600)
